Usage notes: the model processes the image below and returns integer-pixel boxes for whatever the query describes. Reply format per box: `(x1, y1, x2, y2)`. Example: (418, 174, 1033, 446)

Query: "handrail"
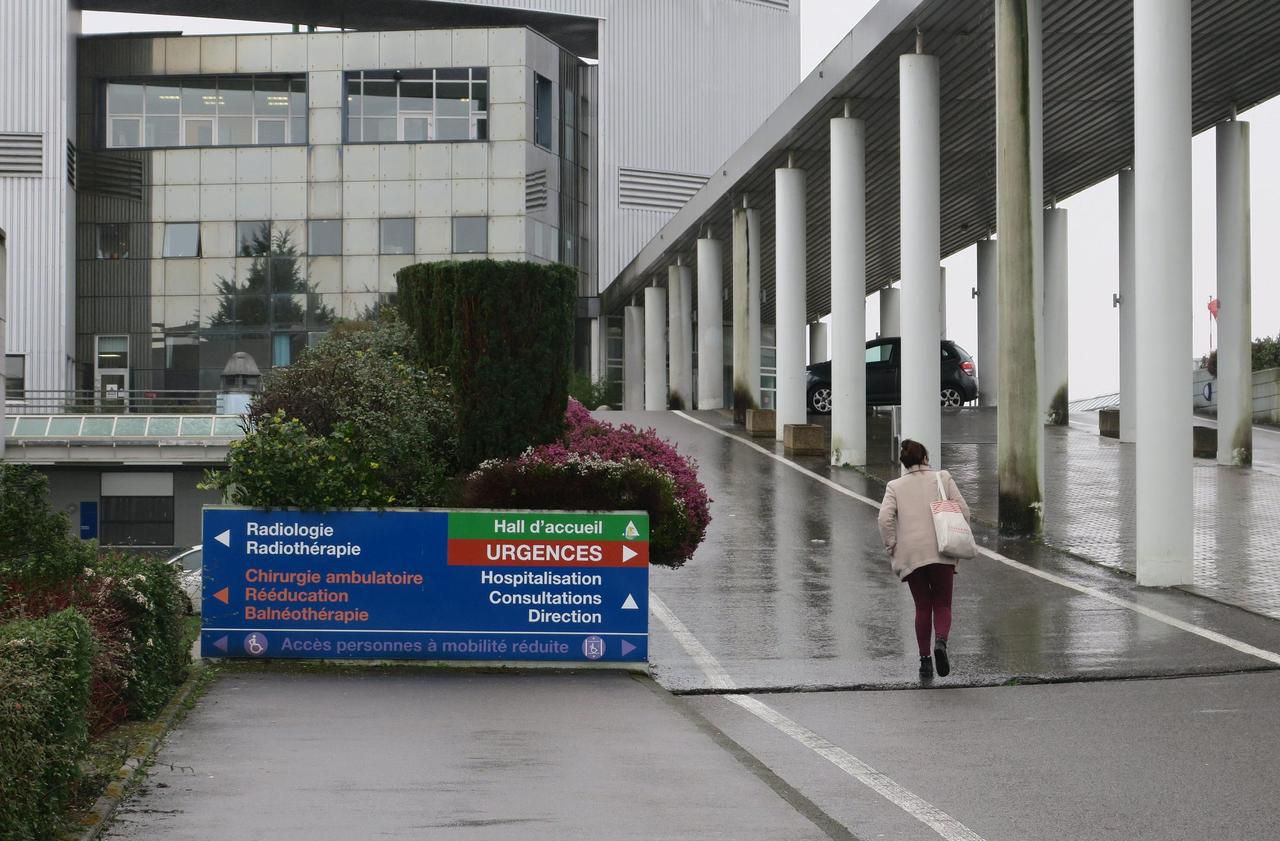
(4, 389, 221, 415)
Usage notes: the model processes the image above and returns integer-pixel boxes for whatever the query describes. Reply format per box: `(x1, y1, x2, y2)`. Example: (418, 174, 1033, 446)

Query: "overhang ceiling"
(604, 0, 1280, 323)
(78, 0, 601, 57)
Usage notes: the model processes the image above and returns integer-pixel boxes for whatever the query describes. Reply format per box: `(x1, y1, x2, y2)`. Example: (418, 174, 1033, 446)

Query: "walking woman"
(877, 439, 971, 678)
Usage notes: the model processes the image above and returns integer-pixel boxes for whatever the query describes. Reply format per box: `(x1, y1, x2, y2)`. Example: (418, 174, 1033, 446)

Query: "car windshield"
(175, 548, 202, 572)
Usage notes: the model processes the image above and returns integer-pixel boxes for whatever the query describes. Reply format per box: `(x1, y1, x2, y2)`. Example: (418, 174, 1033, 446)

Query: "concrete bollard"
(784, 423, 826, 455)
(745, 409, 775, 438)
(1098, 408, 1120, 439)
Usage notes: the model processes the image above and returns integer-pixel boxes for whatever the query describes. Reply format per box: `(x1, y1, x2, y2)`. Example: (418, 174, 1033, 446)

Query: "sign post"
(201, 508, 649, 665)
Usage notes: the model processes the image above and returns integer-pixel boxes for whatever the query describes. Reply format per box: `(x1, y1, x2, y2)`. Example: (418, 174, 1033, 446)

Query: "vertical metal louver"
(0, 132, 44, 176)
(617, 167, 709, 213)
(67, 140, 77, 188)
(526, 169, 548, 212)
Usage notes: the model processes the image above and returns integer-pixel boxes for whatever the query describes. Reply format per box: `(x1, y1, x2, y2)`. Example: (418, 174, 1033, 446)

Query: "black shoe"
(934, 639, 950, 677)
(919, 655, 933, 679)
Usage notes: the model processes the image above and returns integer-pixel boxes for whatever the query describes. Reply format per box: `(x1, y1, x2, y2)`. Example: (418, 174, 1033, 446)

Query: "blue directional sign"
(201, 507, 649, 664)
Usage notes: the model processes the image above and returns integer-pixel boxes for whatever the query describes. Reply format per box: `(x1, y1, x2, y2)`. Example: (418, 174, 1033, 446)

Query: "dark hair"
(899, 439, 929, 469)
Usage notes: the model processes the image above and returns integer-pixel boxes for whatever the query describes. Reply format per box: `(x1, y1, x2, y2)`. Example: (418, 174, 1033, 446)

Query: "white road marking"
(672, 410, 1280, 667)
(649, 593, 988, 841)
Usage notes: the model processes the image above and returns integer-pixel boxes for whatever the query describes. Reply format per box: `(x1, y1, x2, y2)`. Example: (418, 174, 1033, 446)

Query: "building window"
(163, 223, 201, 258)
(534, 74, 553, 150)
(104, 75, 307, 149)
(309, 220, 342, 256)
(380, 218, 415, 254)
(96, 223, 130, 259)
(236, 221, 271, 256)
(4, 355, 25, 400)
(345, 69, 488, 143)
(452, 216, 487, 254)
(99, 473, 175, 547)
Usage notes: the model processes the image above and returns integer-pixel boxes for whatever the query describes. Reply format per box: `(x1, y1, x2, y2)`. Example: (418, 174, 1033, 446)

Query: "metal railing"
(4, 389, 220, 415)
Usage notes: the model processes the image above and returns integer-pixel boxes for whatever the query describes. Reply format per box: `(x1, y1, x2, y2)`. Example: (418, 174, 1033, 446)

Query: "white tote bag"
(931, 472, 977, 559)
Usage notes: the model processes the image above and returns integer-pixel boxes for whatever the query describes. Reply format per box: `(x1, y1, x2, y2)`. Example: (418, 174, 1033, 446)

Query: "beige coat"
(877, 466, 971, 580)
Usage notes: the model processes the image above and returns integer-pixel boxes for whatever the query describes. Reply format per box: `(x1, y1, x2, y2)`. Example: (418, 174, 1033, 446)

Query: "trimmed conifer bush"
(397, 259, 577, 469)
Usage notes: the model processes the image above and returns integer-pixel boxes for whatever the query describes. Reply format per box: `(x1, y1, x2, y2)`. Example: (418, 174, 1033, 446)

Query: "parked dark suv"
(805, 338, 978, 413)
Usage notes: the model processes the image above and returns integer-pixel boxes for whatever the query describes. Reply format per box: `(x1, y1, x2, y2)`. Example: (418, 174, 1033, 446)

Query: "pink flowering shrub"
(527, 400, 711, 565)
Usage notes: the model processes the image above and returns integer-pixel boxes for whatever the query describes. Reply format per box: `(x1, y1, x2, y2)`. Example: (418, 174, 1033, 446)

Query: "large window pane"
(452, 217, 487, 254)
(534, 74, 553, 149)
(237, 221, 270, 256)
(145, 116, 179, 147)
(184, 118, 214, 146)
(109, 118, 140, 147)
(219, 79, 253, 115)
(362, 80, 397, 116)
(145, 83, 181, 114)
(97, 223, 130, 259)
(403, 117, 430, 142)
(181, 83, 218, 115)
(290, 116, 307, 144)
(254, 78, 291, 115)
(256, 118, 287, 145)
(107, 83, 144, 114)
(218, 116, 252, 145)
(362, 117, 396, 142)
(380, 218, 414, 255)
(435, 118, 469, 141)
(163, 223, 201, 258)
(309, 220, 341, 256)
(4, 355, 25, 400)
(400, 80, 433, 112)
(345, 78, 363, 116)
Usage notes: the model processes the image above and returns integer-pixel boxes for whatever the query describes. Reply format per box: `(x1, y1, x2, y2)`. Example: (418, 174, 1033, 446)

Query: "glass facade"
(345, 69, 488, 143)
(104, 76, 307, 149)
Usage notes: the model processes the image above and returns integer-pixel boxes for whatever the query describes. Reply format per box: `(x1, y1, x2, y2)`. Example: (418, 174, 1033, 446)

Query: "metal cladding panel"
(605, 0, 1280, 324)
(0, 0, 76, 394)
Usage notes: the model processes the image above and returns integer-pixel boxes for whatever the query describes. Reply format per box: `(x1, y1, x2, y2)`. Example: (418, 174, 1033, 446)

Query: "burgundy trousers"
(905, 563, 955, 656)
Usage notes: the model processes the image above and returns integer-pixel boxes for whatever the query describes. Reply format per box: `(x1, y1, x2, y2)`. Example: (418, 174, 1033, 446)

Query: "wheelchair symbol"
(244, 633, 268, 656)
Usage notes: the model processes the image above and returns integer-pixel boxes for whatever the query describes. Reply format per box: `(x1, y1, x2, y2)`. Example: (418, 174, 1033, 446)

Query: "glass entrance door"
(95, 335, 130, 410)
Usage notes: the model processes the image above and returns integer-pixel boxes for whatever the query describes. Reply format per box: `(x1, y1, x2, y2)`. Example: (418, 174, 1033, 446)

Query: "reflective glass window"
(256, 118, 287, 145)
(163, 223, 201, 258)
(308, 220, 341, 256)
(535, 74, 553, 149)
(3, 355, 25, 400)
(380, 218, 415, 255)
(103, 75, 305, 149)
(96, 224, 130, 259)
(237, 221, 270, 256)
(452, 217, 487, 254)
(343, 69, 489, 143)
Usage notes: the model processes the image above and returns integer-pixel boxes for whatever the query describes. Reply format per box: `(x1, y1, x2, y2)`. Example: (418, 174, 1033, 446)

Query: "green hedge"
(0, 609, 94, 841)
(397, 260, 576, 470)
(0, 466, 83, 600)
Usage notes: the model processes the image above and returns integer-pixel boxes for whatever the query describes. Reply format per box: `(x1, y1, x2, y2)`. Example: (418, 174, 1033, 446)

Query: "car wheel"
(809, 386, 833, 414)
(940, 387, 964, 408)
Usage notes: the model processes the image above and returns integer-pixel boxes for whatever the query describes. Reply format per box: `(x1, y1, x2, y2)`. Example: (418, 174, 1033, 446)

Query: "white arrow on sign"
(621, 594, 639, 610)
(214, 529, 231, 547)
(621, 546, 638, 563)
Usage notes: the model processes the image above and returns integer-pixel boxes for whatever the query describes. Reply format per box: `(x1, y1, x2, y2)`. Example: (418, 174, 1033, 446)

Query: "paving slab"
(102, 669, 834, 841)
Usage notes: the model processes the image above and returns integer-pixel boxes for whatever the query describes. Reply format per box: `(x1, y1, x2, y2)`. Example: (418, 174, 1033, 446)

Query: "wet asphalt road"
(102, 409, 1280, 841)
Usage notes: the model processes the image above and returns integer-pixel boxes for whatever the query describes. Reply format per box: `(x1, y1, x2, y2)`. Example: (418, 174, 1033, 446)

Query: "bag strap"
(935, 471, 947, 501)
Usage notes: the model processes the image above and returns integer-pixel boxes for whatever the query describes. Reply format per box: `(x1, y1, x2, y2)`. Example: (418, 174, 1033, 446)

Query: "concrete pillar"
(589, 317, 601, 383)
(643, 286, 667, 411)
(976, 239, 999, 407)
(697, 237, 725, 409)
(1118, 169, 1137, 442)
(775, 164, 808, 440)
(995, 0, 1043, 534)
(623, 305, 645, 411)
(1044, 207, 1069, 424)
(1134, 0, 1193, 586)
(939, 267, 948, 339)
(1216, 119, 1252, 466)
(830, 114, 867, 466)
(808, 322, 829, 364)
(0, 227, 6, 460)
(668, 264, 692, 409)
(900, 51, 942, 461)
(879, 287, 900, 337)
(732, 205, 763, 415)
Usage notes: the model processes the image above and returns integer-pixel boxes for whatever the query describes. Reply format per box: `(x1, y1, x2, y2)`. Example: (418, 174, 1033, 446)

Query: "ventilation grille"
(618, 167, 708, 213)
(526, 168, 548, 212)
(67, 141, 77, 188)
(0, 132, 43, 177)
(78, 152, 144, 201)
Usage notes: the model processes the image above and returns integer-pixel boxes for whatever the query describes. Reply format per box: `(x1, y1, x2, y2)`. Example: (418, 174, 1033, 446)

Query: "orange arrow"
(213, 587, 230, 604)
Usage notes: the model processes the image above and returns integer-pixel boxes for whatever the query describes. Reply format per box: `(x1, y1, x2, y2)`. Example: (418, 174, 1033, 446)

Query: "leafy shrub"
(239, 318, 456, 506)
(568, 372, 619, 410)
(528, 400, 711, 565)
(0, 465, 83, 598)
(206, 412, 407, 508)
(462, 453, 691, 568)
(1203, 334, 1280, 377)
(397, 259, 576, 470)
(0, 609, 94, 841)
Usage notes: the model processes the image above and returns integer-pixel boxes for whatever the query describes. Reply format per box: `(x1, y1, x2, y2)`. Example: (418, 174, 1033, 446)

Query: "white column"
(697, 237, 725, 409)
(1217, 119, 1252, 466)
(678, 265, 694, 405)
(1134, 0, 1193, 586)
(1044, 207, 1069, 424)
(623, 305, 645, 411)
(775, 165, 808, 440)
(668, 264, 692, 408)
(879, 287, 900, 337)
(732, 206, 763, 412)
(1031, 0, 1045, 448)
(939, 267, 948, 339)
(976, 239, 999, 406)
(1118, 169, 1137, 442)
(900, 52, 942, 461)
(808, 322, 829, 363)
(589, 317, 601, 383)
(830, 114, 867, 466)
(644, 286, 667, 411)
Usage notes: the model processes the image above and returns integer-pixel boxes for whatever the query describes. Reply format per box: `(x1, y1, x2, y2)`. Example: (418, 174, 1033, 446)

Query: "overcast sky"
(85, 2, 1280, 400)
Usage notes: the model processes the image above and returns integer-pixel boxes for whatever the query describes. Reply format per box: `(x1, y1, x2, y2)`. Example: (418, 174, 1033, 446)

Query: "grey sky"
(85, 2, 1279, 400)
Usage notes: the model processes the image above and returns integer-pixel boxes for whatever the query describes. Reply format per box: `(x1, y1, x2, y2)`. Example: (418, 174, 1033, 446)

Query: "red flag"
(1208, 298, 1220, 319)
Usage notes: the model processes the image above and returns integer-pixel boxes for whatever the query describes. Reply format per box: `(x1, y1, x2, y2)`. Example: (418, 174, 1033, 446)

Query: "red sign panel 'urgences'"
(447, 539, 648, 568)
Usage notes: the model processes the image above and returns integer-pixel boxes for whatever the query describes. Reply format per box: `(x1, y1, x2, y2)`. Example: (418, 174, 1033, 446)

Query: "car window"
(866, 344, 893, 363)
(942, 344, 959, 360)
(181, 549, 202, 572)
